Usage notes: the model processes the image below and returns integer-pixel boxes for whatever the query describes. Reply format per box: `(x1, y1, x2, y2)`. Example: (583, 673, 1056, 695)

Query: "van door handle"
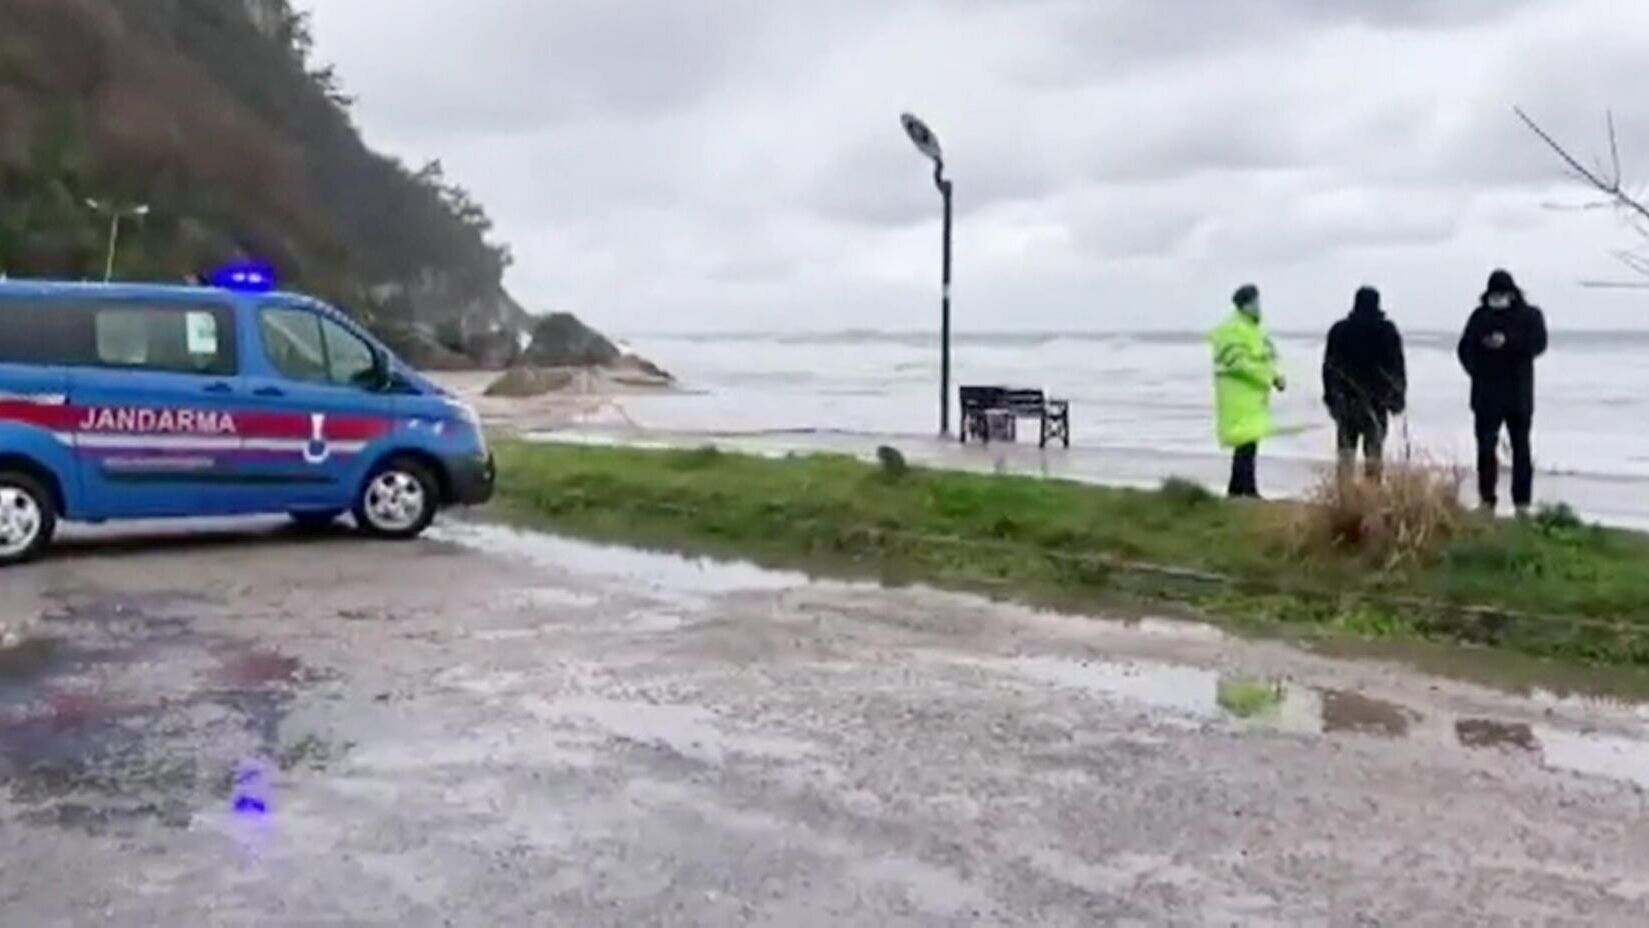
(203, 381, 233, 395)
(254, 386, 286, 398)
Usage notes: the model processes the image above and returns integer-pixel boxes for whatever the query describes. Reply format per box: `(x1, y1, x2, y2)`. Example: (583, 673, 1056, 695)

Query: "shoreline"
(425, 369, 1649, 533)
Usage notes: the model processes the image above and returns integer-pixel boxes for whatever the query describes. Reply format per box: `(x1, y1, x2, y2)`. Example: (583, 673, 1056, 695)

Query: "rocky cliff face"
(0, 0, 539, 368)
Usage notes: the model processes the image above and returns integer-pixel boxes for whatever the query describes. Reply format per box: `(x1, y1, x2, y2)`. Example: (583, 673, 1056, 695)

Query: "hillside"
(0, 0, 530, 367)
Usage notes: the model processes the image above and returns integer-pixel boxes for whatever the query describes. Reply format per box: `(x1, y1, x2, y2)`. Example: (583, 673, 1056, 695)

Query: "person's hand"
(1483, 331, 1507, 350)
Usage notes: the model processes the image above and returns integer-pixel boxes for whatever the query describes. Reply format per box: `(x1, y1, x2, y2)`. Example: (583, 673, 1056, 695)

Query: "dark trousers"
(1474, 409, 1533, 508)
(1335, 412, 1388, 482)
(1228, 443, 1259, 498)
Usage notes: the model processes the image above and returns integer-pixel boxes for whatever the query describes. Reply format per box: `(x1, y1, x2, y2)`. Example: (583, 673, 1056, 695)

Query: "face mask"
(1487, 294, 1512, 311)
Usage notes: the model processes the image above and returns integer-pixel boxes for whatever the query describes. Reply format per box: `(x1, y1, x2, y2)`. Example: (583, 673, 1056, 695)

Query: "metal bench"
(959, 385, 1071, 448)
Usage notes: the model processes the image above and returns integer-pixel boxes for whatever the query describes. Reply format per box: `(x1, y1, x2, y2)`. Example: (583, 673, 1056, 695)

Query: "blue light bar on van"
(211, 263, 277, 293)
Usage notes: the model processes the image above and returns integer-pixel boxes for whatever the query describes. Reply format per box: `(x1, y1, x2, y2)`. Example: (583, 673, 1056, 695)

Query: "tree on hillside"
(1517, 108, 1649, 289)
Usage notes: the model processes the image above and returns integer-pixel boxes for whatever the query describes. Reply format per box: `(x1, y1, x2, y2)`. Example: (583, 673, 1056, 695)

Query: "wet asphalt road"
(4, 518, 1649, 926)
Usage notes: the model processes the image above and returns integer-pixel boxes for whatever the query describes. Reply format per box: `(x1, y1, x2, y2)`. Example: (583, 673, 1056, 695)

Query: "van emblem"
(303, 414, 331, 465)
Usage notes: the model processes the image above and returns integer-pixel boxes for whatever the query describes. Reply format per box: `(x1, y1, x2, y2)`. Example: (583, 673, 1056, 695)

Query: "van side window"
(321, 318, 378, 388)
(260, 309, 330, 384)
(261, 309, 381, 389)
(0, 302, 92, 365)
(92, 305, 236, 376)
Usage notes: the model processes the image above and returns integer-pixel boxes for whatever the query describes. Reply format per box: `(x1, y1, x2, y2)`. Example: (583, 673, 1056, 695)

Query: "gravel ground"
(2, 517, 1648, 926)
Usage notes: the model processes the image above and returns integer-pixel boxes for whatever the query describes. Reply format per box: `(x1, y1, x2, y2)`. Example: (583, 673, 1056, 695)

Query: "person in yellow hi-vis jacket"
(1211, 284, 1285, 498)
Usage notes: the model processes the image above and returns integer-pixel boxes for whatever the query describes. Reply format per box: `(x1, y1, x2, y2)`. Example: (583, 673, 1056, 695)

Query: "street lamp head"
(901, 113, 944, 164)
(132, 205, 151, 217)
(85, 198, 103, 211)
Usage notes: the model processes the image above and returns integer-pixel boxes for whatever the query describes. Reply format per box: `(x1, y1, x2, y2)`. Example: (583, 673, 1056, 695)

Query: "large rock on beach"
(521, 313, 623, 368)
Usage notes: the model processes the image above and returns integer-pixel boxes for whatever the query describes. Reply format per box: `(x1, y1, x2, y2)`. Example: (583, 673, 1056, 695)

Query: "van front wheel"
(0, 471, 56, 567)
(354, 458, 438, 540)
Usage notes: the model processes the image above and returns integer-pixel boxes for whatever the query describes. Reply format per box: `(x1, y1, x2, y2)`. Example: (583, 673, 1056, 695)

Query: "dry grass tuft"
(1280, 446, 1467, 570)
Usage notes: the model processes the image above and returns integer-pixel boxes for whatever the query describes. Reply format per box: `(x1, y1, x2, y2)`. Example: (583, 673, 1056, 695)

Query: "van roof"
(0, 278, 322, 308)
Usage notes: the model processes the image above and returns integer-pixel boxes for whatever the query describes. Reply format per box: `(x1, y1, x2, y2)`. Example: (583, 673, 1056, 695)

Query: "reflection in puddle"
(1215, 678, 1285, 719)
(991, 658, 1415, 739)
(1456, 718, 1539, 752)
(432, 522, 812, 601)
(1457, 718, 1649, 791)
(1321, 690, 1412, 738)
(1000, 657, 1223, 719)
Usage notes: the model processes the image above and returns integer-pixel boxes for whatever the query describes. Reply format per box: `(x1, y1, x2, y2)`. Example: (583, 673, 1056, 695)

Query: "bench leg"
(1041, 410, 1070, 449)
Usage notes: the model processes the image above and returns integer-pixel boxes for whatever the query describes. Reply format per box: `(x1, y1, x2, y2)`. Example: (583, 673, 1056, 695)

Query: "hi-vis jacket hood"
(1210, 310, 1280, 448)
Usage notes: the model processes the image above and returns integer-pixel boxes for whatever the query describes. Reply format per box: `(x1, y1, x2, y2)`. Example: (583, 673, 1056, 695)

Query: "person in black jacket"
(1458, 269, 1548, 515)
(1323, 286, 1406, 481)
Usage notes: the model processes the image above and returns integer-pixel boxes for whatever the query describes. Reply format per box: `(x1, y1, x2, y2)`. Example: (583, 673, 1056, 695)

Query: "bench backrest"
(959, 386, 1005, 411)
(1001, 389, 1047, 413)
(960, 385, 1047, 414)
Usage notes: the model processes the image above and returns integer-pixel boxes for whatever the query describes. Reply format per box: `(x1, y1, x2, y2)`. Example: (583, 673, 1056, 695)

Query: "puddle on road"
(1535, 728, 1649, 790)
(1003, 656, 1224, 719)
(437, 521, 1649, 793)
(1311, 635, 1649, 706)
(431, 521, 811, 603)
(1455, 718, 1649, 790)
(992, 653, 1649, 791)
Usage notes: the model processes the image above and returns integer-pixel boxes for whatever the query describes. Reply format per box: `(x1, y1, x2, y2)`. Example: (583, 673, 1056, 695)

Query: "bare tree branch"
(1515, 107, 1649, 228)
(1608, 109, 1622, 187)
(1616, 250, 1649, 277)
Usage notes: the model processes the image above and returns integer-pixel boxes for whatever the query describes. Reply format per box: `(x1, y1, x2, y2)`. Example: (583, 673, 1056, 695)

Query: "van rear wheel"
(354, 458, 438, 540)
(0, 471, 56, 567)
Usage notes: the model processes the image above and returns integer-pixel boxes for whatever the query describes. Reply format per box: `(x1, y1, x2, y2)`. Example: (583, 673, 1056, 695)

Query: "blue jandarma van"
(0, 274, 493, 566)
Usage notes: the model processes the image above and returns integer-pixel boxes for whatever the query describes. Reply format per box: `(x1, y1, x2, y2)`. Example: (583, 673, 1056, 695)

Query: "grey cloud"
(315, 0, 795, 134)
(306, 0, 1648, 331)
(1019, 0, 1548, 86)
(1198, 187, 1469, 264)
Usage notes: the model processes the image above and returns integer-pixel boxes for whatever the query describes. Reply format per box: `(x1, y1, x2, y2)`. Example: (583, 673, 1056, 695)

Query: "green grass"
(491, 442, 1649, 665)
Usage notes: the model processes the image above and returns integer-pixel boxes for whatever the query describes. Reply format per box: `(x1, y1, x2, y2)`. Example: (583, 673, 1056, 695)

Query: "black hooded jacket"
(1457, 294, 1548, 416)
(1323, 290, 1406, 422)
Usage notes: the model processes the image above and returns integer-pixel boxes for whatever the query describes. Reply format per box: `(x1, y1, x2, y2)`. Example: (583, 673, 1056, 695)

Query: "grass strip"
(490, 441, 1649, 665)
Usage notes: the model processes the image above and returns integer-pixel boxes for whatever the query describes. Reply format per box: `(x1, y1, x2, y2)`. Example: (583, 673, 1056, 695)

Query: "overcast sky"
(307, 0, 1649, 333)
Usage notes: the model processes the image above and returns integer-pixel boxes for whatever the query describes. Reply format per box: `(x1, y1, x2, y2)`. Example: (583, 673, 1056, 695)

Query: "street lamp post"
(901, 113, 954, 437)
(84, 199, 150, 282)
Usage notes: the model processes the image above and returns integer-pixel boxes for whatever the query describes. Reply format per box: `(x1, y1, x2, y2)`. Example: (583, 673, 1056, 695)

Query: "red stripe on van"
(233, 413, 394, 442)
(0, 401, 78, 431)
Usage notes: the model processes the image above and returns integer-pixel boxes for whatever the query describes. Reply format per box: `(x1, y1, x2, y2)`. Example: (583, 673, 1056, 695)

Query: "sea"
(539, 329, 1649, 528)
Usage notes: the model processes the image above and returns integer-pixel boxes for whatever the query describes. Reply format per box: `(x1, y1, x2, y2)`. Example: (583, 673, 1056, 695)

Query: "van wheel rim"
(365, 471, 426, 532)
(0, 487, 42, 557)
